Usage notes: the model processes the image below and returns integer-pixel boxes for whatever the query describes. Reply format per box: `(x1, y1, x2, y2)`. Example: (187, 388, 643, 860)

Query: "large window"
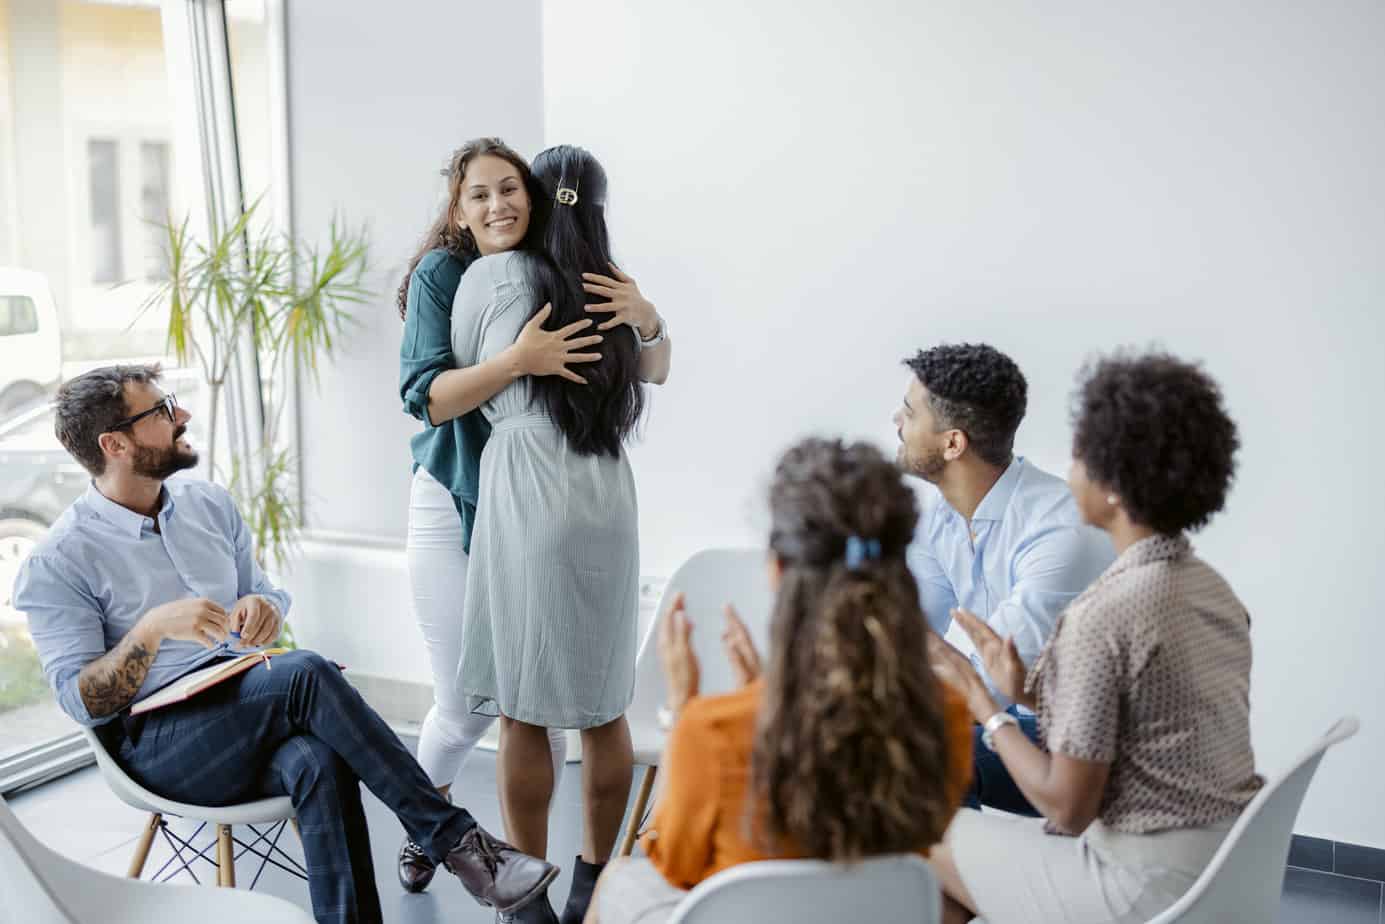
(0, 0, 275, 777)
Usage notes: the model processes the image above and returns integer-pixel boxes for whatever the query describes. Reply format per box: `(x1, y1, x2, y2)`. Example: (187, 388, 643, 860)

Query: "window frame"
(0, 0, 291, 796)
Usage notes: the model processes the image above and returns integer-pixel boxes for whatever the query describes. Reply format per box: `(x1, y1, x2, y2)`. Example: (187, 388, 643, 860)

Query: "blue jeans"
(962, 704, 1043, 816)
(110, 649, 476, 924)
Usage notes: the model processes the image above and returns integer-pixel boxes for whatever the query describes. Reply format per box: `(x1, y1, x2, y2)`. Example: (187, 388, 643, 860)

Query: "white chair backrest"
(1146, 715, 1360, 923)
(629, 548, 774, 730)
(0, 795, 77, 923)
(667, 854, 941, 924)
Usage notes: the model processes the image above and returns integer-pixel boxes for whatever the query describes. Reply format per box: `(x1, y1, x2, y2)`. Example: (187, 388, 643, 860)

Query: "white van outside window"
(0, 269, 63, 415)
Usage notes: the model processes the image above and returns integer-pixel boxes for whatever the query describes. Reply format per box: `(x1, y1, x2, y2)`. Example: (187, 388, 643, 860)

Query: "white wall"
(279, 2, 543, 694)
(287, 0, 544, 540)
(543, 1, 1385, 846)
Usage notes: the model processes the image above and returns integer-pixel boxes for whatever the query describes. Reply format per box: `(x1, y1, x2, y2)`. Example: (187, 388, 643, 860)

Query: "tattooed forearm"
(78, 630, 157, 718)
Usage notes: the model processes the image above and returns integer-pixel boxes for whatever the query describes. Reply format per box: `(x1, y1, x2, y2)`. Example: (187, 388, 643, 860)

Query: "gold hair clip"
(556, 175, 580, 206)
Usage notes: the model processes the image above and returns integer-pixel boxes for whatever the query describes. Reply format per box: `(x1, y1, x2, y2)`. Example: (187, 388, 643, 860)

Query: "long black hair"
(524, 145, 645, 457)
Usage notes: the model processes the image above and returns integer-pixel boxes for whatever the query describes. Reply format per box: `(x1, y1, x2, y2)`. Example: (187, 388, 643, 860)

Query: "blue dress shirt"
(13, 478, 292, 726)
(908, 457, 1114, 703)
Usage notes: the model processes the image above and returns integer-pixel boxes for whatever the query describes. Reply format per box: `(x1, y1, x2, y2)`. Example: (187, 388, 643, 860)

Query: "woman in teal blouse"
(394, 138, 661, 898)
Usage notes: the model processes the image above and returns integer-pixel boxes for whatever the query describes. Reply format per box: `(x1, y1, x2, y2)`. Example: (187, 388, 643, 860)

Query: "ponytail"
(750, 438, 956, 860)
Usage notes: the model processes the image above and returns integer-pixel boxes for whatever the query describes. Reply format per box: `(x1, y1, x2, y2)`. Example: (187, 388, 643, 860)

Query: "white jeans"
(407, 466, 566, 788)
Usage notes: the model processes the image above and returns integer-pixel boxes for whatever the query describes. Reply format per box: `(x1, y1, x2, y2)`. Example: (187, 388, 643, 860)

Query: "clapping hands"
(656, 594, 764, 720)
(927, 607, 1029, 721)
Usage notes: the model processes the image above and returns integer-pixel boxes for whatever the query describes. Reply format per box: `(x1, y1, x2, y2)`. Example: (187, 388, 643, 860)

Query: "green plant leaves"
(143, 198, 371, 575)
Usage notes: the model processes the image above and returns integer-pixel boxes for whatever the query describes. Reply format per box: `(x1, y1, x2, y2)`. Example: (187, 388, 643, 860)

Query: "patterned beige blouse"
(1027, 534, 1263, 834)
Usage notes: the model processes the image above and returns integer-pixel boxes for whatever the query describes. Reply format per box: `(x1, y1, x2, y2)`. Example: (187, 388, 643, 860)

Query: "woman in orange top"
(586, 438, 974, 924)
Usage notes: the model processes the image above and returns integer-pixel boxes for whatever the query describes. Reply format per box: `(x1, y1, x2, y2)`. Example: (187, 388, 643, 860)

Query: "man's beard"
(902, 444, 947, 483)
(131, 428, 199, 480)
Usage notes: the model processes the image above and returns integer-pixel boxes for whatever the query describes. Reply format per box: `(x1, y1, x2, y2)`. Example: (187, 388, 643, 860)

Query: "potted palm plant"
(141, 202, 371, 643)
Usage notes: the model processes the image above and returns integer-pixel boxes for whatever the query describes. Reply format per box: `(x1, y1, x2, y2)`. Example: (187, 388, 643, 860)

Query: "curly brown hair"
(751, 438, 956, 860)
(395, 137, 544, 319)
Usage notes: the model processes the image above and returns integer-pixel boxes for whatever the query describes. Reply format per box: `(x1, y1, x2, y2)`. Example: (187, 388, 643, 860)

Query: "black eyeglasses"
(105, 394, 178, 432)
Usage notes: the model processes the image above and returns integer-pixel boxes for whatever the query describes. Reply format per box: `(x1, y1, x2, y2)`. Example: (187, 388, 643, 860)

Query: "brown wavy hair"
(751, 438, 955, 860)
(395, 137, 545, 319)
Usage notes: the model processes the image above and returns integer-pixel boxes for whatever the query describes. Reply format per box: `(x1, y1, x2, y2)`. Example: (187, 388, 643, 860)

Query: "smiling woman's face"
(455, 154, 531, 255)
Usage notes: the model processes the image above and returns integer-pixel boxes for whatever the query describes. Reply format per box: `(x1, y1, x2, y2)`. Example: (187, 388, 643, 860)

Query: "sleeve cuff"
(1047, 735, 1117, 764)
(402, 368, 445, 425)
(57, 677, 104, 727)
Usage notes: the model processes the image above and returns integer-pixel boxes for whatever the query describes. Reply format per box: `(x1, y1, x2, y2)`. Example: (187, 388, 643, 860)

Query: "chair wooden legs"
(129, 816, 296, 888)
(216, 824, 236, 887)
(127, 812, 161, 878)
(618, 765, 659, 857)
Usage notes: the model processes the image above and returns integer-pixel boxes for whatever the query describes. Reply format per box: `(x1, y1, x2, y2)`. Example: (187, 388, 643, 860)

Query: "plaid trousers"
(111, 649, 475, 924)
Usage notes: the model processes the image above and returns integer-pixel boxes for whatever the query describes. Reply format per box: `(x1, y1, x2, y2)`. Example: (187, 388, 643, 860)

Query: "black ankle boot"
(497, 887, 558, 923)
(559, 856, 605, 924)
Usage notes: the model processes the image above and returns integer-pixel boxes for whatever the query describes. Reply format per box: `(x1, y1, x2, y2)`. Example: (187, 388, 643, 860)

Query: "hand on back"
(582, 264, 659, 339)
(513, 303, 603, 384)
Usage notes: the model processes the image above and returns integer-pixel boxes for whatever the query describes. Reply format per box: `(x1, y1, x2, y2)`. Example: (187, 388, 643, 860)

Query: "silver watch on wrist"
(981, 710, 1020, 751)
(636, 314, 667, 350)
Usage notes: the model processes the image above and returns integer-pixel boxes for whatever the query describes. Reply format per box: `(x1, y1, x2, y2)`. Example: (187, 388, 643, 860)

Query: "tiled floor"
(7, 734, 1381, 923)
(1279, 867, 1383, 924)
(8, 732, 626, 924)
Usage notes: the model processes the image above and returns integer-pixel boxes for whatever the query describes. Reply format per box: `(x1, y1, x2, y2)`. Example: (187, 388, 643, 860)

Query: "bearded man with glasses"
(11, 364, 557, 924)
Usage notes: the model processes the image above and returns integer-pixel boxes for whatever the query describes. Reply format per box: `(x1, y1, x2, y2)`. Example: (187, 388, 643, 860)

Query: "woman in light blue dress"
(450, 144, 671, 924)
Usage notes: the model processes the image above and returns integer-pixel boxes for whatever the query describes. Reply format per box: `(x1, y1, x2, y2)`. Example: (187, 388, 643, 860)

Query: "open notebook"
(130, 648, 290, 715)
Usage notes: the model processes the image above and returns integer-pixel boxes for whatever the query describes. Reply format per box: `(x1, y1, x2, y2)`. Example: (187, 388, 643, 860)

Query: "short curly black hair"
(1072, 351, 1239, 535)
(903, 343, 1027, 467)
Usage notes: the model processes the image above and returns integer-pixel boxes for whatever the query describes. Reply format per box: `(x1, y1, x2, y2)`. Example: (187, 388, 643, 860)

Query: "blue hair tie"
(844, 536, 882, 571)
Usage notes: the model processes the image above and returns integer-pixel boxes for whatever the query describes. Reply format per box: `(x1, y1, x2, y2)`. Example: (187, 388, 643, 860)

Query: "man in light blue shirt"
(894, 344, 1113, 815)
(12, 365, 555, 924)
(20, 475, 292, 725)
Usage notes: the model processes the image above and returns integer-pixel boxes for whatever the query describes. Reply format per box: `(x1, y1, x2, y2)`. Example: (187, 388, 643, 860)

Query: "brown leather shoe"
(397, 836, 437, 893)
(443, 825, 559, 914)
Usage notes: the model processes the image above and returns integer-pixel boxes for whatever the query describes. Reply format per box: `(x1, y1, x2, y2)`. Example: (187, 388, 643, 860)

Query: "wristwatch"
(981, 710, 1020, 751)
(636, 314, 667, 350)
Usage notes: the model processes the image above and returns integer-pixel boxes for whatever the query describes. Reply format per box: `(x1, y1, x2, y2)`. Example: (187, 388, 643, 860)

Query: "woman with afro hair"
(926, 350, 1263, 924)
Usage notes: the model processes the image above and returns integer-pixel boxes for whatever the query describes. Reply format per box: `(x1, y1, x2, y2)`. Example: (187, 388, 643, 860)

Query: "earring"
(1106, 494, 1119, 506)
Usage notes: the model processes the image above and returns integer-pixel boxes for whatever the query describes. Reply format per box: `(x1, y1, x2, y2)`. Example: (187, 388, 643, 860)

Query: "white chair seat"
(78, 726, 304, 890)
(82, 727, 294, 826)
